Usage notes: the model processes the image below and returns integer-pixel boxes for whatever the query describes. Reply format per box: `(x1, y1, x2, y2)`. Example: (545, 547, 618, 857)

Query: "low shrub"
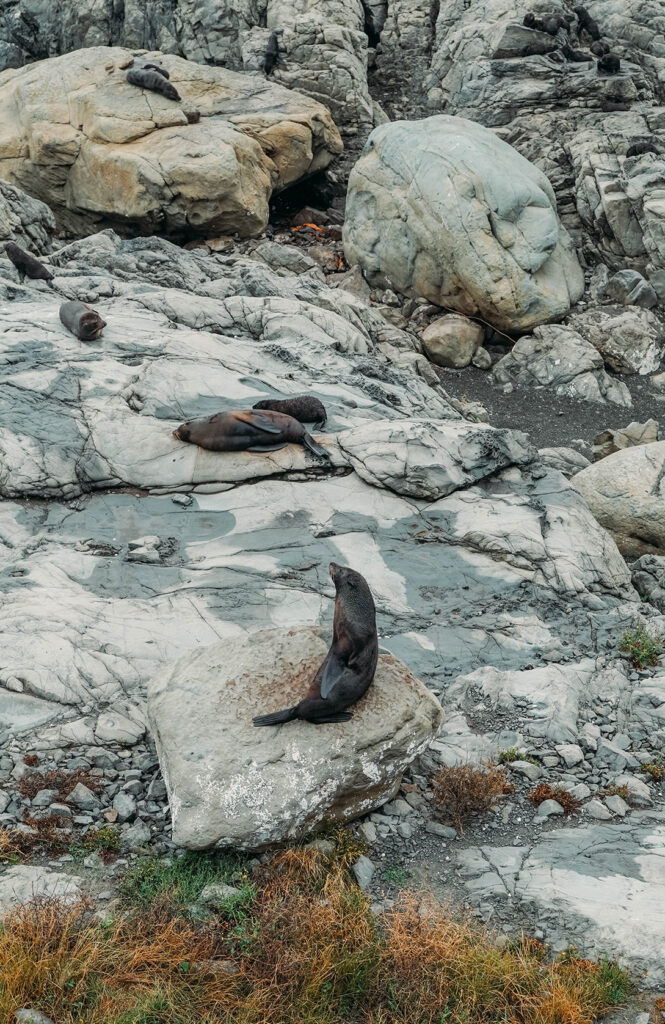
(529, 784, 582, 815)
(432, 763, 515, 831)
(620, 624, 662, 669)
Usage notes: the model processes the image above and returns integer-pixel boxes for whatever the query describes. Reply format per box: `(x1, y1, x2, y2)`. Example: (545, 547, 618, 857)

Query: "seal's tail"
(303, 434, 330, 459)
(253, 706, 298, 727)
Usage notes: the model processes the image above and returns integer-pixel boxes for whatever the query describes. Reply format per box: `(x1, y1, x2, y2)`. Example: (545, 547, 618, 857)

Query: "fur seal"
(523, 12, 568, 35)
(126, 68, 180, 101)
(253, 562, 378, 726)
(590, 39, 610, 56)
(142, 63, 170, 79)
(562, 43, 592, 61)
(597, 52, 620, 74)
(260, 29, 284, 75)
(252, 395, 327, 426)
(172, 408, 330, 459)
(59, 300, 107, 341)
(574, 5, 600, 40)
(5, 242, 54, 286)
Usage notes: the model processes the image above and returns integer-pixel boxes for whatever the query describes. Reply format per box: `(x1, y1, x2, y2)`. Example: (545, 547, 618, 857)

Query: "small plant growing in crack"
(620, 623, 662, 669)
(641, 756, 664, 782)
(498, 747, 540, 766)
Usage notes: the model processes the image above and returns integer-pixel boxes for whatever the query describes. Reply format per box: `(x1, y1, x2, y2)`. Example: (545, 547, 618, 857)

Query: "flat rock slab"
(148, 626, 443, 850)
(0, 866, 82, 916)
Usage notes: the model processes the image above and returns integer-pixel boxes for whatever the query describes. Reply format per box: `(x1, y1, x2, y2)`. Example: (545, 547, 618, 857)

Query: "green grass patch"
(497, 747, 539, 766)
(120, 849, 248, 910)
(381, 866, 411, 886)
(620, 624, 662, 669)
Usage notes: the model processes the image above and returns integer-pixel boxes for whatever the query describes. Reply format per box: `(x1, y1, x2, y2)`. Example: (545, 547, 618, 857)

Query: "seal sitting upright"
(5, 242, 54, 287)
(253, 562, 379, 726)
(173, 409, 329, 459)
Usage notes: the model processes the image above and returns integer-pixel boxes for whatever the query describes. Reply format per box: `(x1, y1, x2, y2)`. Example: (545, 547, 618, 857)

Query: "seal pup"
(253, 562, 378, 726)
(5, 242, 54, 287)
(59, 300, 107, 341)
(142, 62, 170, 78)
(260, 29, 284, 75)
(597, 52, 620, 74)
(126, 67, 181, 101)
(252, 395, 327, 427)
(172, 408, 330, 458)
(590, 40, 609, 56)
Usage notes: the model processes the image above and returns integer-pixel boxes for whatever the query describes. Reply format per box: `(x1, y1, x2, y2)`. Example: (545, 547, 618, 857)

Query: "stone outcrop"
(492, 325, 631, 406)
(148, 627, 443, 849)
(344, 116, 584, 331)
(568, 306, 665, 375)
(0, 180, 55, 254)
(573, 441, 665, 556)
(0, 47, 342, 237)
(593, 419, 659, 461)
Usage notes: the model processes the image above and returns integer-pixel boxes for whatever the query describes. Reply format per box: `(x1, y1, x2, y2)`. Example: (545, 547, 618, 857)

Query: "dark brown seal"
(5, 242, 54, 286)
(173, 409, 329, 459)
(252, 395, 327, 426)
(260, 28, 284, 75)
(126, 68, 180, 101)
(253, 562, 379, 726)
(626, 141, 659, 158)
(574, 4, 600, 40)
(142, 63, 170, 79)
(59, 300, 107, 341)
(597, 52, 620, 74)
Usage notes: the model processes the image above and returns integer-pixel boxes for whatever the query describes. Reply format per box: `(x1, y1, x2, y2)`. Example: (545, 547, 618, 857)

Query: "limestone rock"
(568, 307, 665, 375)
(492, 325, 632, 407)
(336, 419, 534, 500)
(0, 182, 55, 256)
(147, 627, 443, 850)
(593, 419, 659, 461)
(420, 314, 484, 368)
(572, 442, 665, 556)
(0, 47, 342, 237)
(0, 866, 82, 916)
(343, 116, 584, 331)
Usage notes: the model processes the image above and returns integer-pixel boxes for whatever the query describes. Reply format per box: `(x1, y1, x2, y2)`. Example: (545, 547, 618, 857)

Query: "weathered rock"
(148, 626, 443, 850)
(15, 1010, 55, 1024)
(420, 314, 484, 368)
(65, 782, 100, 810)
(0, 182, 55, 255)
(336, 419, 534, 500)
(344, 116, 584, 331)
(573, 442, 665, 556)
(0, 47, 342, 237)
(604, 269, 658, 308)
(538, 447, 591, 477)
(632, 555, 665, 612)
(568, 307, 665, 375)
(0, 866, 82, 915)
(492, 325, 631, 407)
(593, 419, 659, 461)
(95, 709, 145, 745)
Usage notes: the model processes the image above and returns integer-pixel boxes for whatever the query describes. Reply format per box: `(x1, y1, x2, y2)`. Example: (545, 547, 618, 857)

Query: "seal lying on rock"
(142, 63, 170, 78)
(253, 562, 378, 726)
(626, 141, 659, 158)
(260, 29, 284, 75)
(253, 395, 327, 426)
(59, 300, 107, 340)
(597, 52, 620, 74)
(173, 409, 330, 458)
(126, 67, 181, 101)
(4, 242, 54, 287)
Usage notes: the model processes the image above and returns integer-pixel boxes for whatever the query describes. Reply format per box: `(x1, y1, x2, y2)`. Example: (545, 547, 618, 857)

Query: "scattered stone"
(508, 760, 543, 781)
(535, 799, 564, 818)
(605, 794, 629, 816)
(555, 743, 584, 767)
(15, 1011, 56, 1024)
(585, 799, 612, 820)
(420, 315, 484, 368)
(352, 855, 375, 889)
(0, 866, 82, 915)
(113, 792, 137, 822)
(65, 782, 100, 810)
(199, 883, 242, 906)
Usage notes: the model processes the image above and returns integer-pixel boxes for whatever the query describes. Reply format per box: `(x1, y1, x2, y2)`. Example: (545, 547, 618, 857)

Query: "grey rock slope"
(0, 227, 663, 981)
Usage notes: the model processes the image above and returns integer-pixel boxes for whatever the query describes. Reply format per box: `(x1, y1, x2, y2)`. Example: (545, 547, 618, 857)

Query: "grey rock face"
(148, 627, 443, 849)
(0, 865, 82, 915)
(344, 116, 583, 331)
(492, 325, 632, 406)
(632, 555, 665, 612)
(0, 182, 55, 255)
(568, 306, 665, 375)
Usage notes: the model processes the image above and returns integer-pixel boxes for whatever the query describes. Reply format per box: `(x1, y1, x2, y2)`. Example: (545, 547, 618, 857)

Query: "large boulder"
(0, 47, 342, 237)
(147, 627, 443, 850)
(420, 314, 484, 368)
(572, 442, 665, 556)
(343, 115, 584, 331)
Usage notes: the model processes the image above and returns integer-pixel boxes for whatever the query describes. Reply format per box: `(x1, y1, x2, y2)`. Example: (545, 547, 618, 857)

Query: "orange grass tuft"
(432, 763, 515, 831)
(18, 768, 104, 801)
(529, 783, 582, 815)
(0, 850, 631, 1024)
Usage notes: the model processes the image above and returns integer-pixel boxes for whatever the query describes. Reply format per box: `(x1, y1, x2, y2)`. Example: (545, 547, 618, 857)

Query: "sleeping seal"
(252, 395, 327, 426)
(172, 408, 330, 458)
(253, 562, 379, 726)
(59, 300, 107, 341)
(126, 67, 180, 101)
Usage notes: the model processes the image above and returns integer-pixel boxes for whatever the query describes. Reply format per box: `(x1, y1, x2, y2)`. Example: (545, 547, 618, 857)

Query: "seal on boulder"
(142, 63, 170, 79)
(59, 300, 107, 341)
(4, 242, 54, 287)
(260, 29, 284, 75)
(173, 409, 330, 458)
(253, 562, 379, 726)
(252, 395, 327, 426)
(126, 67, 181, 101)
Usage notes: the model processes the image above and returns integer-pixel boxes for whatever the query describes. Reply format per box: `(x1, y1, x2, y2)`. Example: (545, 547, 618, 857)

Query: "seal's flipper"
(233, 410, 282, 434)
(319, 651, 346, 699)
(312, 712, 352, 723)
(248, 442, 288, 452)
(303, 433, 330, 459)
(253, 706, 297, 727)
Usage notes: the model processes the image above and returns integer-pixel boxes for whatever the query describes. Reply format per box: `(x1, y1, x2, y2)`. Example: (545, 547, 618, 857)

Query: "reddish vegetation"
(529, 783, 582, 815)
(432, 763, 515, 831)
(18, 768, 103, 801)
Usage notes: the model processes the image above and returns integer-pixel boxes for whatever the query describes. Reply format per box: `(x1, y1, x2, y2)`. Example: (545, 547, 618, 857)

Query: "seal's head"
(329, 562, 364, 590)
(79, 311, 107, 340)
(173, 421, 191, 442)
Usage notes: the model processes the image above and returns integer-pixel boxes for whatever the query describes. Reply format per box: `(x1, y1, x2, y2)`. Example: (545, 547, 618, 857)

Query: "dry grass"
(431, 763, 515, 831)
(529, 784, 582, 815)
(18, 768, 104, 801)
(0, 849, 631, 1024)
(0, 815, 73, 863)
